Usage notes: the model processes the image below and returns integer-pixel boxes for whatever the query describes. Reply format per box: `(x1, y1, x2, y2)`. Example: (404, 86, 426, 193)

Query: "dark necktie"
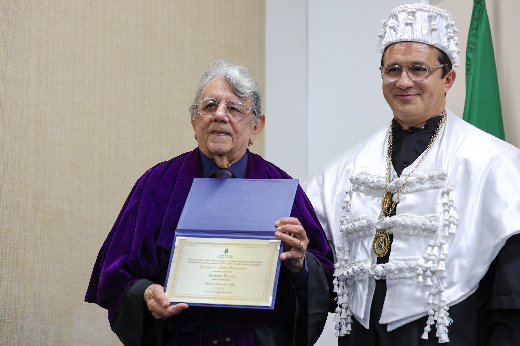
(211, 168, 234, 178)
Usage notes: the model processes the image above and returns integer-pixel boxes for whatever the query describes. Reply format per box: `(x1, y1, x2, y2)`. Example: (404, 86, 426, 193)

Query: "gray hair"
(189, 60, 263, 124)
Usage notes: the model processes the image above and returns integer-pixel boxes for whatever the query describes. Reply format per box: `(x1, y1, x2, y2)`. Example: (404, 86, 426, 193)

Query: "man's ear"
(191, 114, 197, 139)
(444, 69, 456, 94)
(249, 114, 265, 146)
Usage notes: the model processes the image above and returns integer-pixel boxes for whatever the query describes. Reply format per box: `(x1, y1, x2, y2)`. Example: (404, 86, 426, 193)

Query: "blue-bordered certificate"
(164, 178, 298, 309)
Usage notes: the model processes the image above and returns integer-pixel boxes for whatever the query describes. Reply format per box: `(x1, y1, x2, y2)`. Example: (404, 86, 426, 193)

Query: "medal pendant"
(373, 230, 391, 257)
(382, 191, 394, 217)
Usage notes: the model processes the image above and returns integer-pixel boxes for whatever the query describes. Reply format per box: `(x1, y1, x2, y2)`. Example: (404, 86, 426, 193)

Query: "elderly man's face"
(382, 42, 456, 127)
(191, 76, 264, 168)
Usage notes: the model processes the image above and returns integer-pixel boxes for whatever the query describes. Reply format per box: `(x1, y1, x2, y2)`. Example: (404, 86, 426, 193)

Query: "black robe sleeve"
(111, 279, 164, 346)
(253, 252, 332, 346)
(483, 233, 520, 345)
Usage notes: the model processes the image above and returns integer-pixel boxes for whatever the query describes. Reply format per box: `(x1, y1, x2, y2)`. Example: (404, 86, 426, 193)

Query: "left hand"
(274, 217, 308, 273)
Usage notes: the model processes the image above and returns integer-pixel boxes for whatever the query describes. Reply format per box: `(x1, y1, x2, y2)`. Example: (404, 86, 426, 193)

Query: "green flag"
(462, 0, 505, 140)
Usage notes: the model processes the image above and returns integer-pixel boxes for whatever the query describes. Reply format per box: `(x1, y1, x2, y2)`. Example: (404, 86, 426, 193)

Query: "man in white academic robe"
(305, 1, 520, 345)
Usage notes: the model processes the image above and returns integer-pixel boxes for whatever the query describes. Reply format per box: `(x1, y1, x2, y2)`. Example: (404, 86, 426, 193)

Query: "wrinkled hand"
(144, 284, 188, 320)
(274, 217, 308, 273)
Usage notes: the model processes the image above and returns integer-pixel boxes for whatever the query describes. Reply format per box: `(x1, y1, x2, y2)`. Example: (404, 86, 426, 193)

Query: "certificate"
(165, 237, 281, 307)
(166, 178, 298, 309)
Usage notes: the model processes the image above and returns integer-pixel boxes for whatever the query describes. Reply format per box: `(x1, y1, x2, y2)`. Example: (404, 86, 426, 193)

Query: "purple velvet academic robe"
(85, 148, 334, 346)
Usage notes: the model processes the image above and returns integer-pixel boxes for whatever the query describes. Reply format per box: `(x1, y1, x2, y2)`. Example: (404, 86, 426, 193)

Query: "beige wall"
(444, 0, 520, 148)
(0, 1, 264, 345)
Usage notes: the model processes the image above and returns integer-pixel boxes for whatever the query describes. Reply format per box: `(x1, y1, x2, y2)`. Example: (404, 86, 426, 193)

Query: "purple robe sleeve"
(85, 150, 200, 323)
(85, 166, 159, 322)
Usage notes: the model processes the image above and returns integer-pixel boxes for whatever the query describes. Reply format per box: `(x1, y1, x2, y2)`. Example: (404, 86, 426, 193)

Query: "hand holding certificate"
(274, 217, 309, 273)
(144, 284, 188, 320)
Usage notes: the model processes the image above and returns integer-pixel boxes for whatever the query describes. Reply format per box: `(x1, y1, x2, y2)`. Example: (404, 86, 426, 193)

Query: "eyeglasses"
(379, 64, 446, 82)
(197, 98, 253, 118)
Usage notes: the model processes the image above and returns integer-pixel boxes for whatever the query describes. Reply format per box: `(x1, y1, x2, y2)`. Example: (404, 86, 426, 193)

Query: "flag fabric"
(462, 0, 505, 140)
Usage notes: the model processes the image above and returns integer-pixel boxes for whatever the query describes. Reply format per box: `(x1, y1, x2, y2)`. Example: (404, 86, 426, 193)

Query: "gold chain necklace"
(373, 110, 447, 257)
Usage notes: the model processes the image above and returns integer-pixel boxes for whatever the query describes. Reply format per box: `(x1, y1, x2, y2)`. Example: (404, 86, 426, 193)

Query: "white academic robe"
(304, 110, 520, 342)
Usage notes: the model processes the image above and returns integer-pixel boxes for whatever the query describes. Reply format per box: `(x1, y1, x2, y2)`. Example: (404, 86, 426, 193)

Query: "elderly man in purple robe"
(85, 60, 334, 346)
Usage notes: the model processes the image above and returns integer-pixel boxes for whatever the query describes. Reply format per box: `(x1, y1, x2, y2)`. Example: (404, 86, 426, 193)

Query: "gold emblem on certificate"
(165, 237, 281, 307)
(373, 230, 390, 257)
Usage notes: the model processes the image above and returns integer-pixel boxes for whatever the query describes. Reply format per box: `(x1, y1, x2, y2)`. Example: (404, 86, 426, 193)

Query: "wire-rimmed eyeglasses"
(379, 64, 446, 82)
(197, 98, 253, 118)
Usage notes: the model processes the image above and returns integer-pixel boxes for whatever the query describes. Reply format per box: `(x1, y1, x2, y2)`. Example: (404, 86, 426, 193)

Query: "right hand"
(144, 284, 188, 320)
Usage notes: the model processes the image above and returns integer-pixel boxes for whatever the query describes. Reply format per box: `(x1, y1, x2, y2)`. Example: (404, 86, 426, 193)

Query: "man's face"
(191, 76, 264, 167)
(382, 42, 455, 126)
